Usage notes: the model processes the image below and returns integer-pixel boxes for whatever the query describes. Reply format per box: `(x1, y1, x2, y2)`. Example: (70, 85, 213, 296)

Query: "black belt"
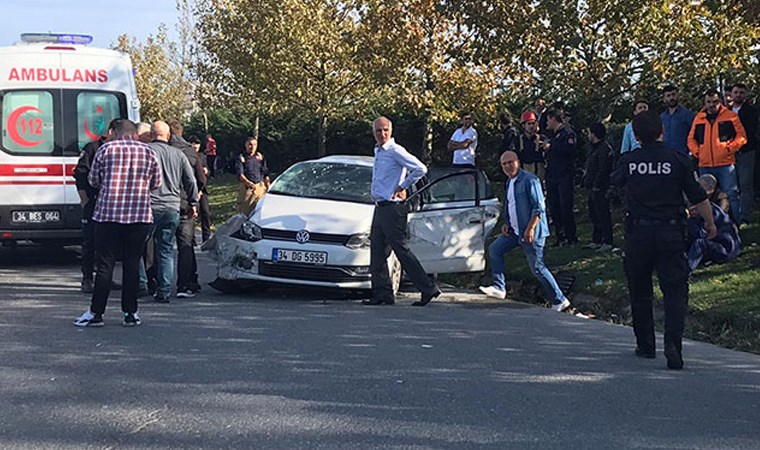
(375, 200, 399, 207)
(629, 218, 683, 226)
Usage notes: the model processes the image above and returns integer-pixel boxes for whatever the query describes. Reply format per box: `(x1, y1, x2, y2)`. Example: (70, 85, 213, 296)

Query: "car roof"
(314, 155, 374, 167)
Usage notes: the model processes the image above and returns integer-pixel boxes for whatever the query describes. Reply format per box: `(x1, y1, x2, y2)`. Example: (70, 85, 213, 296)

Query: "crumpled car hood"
(251, 194, 374, 234)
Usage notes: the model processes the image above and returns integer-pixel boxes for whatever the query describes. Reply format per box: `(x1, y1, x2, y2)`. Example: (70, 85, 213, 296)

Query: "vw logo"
(295, 229, 310, 244)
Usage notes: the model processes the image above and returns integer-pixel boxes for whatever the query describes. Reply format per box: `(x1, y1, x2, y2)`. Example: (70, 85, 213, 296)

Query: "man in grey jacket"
(149, 121, 198, 303)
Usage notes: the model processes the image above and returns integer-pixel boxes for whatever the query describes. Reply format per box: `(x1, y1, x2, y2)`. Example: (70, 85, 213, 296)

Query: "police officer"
(614, 111, 716, 370)
(544, 109, 577, 246)
(236, 137, 271, 216)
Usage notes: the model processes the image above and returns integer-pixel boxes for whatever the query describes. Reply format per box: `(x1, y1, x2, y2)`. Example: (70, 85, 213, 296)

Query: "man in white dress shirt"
(448, 112, 478, 166)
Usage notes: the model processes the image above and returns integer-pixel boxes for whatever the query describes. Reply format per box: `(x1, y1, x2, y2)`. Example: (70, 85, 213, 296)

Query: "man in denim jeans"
(479, 151, 571, 312)
(149, 121, 198, 303)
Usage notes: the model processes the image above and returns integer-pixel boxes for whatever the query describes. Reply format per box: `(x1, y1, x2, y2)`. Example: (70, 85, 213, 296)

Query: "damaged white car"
(209, 155, 500, 293)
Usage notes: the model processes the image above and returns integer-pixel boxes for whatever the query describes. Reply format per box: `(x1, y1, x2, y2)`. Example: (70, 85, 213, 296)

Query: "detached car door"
(407, 167, 500, 274)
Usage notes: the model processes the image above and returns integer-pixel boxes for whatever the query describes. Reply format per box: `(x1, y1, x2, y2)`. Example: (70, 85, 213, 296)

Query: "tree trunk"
(421, 112, 433, 165)
(253, 114, 260, 140)
(317, 113, 327, 157)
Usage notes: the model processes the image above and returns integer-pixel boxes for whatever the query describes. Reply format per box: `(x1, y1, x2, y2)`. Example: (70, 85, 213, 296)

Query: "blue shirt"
(371, 138, 427, 201)
(620, 122, 640, 154)
(661, 105, 696, 154)
(503, 170, 549, 243)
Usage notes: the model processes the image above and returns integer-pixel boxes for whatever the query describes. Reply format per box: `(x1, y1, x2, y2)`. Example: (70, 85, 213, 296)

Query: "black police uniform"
(546, 125, 577, 244)
(613, 141, 707, 362)
(236, 151, 269, 183)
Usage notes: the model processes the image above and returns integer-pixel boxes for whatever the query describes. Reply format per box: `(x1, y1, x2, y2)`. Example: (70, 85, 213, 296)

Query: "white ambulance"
(0, 33, 140, 246)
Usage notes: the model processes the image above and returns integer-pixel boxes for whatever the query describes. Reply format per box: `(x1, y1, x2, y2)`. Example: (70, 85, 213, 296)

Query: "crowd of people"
(68, 82, 756, 370)
(443, 83, 756, 369)
(71, 117, 274, 327)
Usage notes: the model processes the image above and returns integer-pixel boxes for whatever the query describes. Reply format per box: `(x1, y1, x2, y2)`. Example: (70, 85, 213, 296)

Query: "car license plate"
(12, 210, 60, 223)
(272, 248, 327, 265)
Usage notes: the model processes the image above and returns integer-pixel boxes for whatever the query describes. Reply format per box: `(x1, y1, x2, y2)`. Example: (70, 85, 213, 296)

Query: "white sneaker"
(73, 310, 104, 327)
(478, 285, 507, 299)
(551, 298, 571, 312)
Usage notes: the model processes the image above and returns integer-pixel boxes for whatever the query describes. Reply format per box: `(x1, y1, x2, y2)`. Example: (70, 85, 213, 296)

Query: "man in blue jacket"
(479, 151, 571, 312)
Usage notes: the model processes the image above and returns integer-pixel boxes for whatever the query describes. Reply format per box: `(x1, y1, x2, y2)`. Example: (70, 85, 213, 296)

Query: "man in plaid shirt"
(74, 119, 161, 328)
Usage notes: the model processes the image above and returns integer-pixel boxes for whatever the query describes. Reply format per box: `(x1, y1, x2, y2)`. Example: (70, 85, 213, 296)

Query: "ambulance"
(0, 33, 140, 246)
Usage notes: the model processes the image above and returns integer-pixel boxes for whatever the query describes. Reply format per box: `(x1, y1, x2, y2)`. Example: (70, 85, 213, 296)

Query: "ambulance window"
(1, 91, 55, 155)
(76, 92, 121, 150)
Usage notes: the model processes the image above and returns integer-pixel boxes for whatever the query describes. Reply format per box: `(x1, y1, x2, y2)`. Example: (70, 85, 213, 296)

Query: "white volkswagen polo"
(212, 155, 500, 293)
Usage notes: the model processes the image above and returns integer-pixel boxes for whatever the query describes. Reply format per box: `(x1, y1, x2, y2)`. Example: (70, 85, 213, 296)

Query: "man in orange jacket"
(687, 89, 747, 222)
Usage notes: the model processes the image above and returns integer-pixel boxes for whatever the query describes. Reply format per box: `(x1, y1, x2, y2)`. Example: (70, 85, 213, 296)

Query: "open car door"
(407, 167, 500, 274)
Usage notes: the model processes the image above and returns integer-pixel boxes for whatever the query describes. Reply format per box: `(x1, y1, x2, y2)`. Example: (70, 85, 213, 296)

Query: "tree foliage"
(114, 25, 190, 122)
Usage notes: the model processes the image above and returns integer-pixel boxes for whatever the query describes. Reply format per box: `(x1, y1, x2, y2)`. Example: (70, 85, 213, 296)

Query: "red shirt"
(206, 137, 217, 156)
(88, 138, 161, 224)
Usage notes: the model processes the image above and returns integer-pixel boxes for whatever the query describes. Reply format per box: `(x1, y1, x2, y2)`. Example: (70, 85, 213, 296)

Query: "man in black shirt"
(614, 111, 716, 370)
(544, 109, 577, 246)
(583, 122, 613, 251)
(236, 137, 271, 215)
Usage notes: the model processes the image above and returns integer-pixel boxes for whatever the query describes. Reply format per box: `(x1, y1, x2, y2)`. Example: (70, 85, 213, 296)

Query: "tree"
(114, 25, 191, 122)
(196, 0, 378, 157)
(361, 0, 505, 163)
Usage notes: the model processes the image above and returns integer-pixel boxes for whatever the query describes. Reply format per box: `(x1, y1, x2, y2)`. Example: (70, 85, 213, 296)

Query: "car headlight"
(240, 221, 263, 242)
(345, 232, 371, 249)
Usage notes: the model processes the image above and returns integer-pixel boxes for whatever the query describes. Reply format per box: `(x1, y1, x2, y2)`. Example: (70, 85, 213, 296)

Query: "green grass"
(206, 174, 760, 353)
(206, 174, 240, 228)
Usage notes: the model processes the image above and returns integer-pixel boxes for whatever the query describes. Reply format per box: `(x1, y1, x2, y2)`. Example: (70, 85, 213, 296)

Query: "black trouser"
(546, 174, 576, 242)
(199, 193, 212, 242)
(90, 222, 150, 315)
(176, 212, 198, 289)
(370, 202, 436, 301)
(207, 155, 216, 178)
(624, 222, 689, 353)
(588, 190, 612, 245)
(80, 201, 95, 280)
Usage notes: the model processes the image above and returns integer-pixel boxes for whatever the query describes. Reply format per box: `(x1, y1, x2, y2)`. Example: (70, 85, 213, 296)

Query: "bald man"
(479, 151, 571, 312)
(148, 121, 198, 303)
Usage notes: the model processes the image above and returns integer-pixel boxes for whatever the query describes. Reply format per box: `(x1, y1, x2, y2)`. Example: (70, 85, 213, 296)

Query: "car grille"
(259, 261, 369, 283)
(261, 228, 350, 245)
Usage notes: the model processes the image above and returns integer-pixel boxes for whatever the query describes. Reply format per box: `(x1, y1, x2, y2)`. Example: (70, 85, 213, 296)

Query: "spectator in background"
(205, 133, 217, 178)
(697, 174, 730, 214)
(687, 89, 747, 223)
(236, 137, 270, 215)
(500, 113, 518, 152)
(149, 121, 198, 303)
(544, 109, 578, 246)
(73, 119, 161, 327)
(189, 135, 213, 242)
(448, 112, 479, 166)
(730, 83, 758, 226)
(512, 111, 546, 182)
(535, 98, 548, 136)
(620, 100, 649, 154)
(660, 85, 695, 154)
(137, 122, 152, 143)
(583, 122, 614, 251)
(73, 132, 109, 294)
(687, 175, 741, 272)
(168, 119, 207, 298)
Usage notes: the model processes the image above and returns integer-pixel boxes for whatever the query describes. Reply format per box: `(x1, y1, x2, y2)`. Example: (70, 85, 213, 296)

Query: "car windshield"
(268, 161, 374, 204)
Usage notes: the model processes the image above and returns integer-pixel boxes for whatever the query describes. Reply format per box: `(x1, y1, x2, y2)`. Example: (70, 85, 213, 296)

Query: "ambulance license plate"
(272, 248, 327, 265)
(12, 210, 61, 223)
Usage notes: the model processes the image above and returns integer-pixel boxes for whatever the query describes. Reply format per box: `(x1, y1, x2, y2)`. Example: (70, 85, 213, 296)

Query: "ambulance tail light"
(20, 33, 93, 46)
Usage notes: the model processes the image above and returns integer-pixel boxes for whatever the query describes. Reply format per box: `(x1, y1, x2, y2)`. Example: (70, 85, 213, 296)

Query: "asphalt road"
(1, 244, 759, 449)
